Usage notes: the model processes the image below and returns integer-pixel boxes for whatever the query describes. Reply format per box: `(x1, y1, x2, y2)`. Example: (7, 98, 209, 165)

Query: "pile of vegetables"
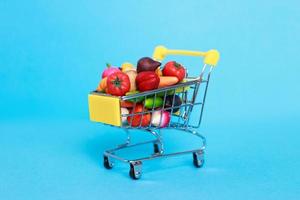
(96, 57, 187, 127)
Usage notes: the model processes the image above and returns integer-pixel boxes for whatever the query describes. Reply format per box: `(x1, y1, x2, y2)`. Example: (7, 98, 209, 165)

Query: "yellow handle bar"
(152, 45, 220, 66)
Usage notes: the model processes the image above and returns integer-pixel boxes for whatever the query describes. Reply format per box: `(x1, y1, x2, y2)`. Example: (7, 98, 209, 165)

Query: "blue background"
(1, 0, 300, 199)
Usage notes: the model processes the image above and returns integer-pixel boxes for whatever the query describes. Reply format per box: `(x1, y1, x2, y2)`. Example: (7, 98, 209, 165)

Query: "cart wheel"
(153, 143, 160, 154)
(129, 161, 142, 180)
(103, 155, 113, 169)
(193, 151, 204, 168)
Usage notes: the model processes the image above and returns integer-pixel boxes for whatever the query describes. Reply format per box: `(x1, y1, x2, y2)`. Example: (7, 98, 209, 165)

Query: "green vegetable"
(144, 97, 163, 109)
(175, 79, 190, 93)
(156, 90, 175, 97)
(125, 91, 144, 103)
(175, 86, 190, 93)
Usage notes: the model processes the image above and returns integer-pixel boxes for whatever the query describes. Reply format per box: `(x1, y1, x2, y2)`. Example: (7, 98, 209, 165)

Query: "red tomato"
(135, 71, 160, 92)
(120, 100, 134, 108)
(162, 61, 186, 82)
(127, 104, 151, 127)
(106, 72, 130, 96)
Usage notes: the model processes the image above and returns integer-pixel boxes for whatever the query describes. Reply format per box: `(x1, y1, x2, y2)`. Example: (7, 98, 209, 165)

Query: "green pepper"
(156, 90, 175, 97)
(125, 91, 144, 103)
(144, 97, 163, 109)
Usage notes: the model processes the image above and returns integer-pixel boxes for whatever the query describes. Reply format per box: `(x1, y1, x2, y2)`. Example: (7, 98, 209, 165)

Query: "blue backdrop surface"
(1, 0, 300, 200)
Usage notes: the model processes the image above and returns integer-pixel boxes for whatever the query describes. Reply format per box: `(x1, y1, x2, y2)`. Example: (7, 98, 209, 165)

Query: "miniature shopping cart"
(88, 45, 220, 179)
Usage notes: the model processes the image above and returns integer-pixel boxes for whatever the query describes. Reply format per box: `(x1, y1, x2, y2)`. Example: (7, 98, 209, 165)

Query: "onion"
(151, 111, 171, 127)
(121, 108, 129, 123)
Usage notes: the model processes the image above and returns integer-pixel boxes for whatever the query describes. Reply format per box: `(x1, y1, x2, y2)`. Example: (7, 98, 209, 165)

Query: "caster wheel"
(129, 161, 142, 180)
(103, 155, 113, 169)
(193, 151, 204, 168)
(153, 143, 160, 154)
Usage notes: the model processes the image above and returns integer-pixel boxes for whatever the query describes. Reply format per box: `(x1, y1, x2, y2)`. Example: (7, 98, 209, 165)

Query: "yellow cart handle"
(152, 45, 220, 66)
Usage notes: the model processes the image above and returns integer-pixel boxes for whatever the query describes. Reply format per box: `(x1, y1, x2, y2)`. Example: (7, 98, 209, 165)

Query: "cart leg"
(118, 129, 131, 148)
(153, 141, 163, 154)
(129, 161, 142, 180)
(103, 155, 114, 169)
(146, 129, 164, 155)
(193, 150, 205, 168)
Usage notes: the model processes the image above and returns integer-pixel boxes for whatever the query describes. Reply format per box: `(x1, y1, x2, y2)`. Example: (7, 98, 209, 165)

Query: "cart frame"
(90, 46, 219, 179)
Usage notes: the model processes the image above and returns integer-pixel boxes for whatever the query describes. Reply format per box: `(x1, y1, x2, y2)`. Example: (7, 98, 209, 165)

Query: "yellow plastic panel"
(88, 94, 121, 126)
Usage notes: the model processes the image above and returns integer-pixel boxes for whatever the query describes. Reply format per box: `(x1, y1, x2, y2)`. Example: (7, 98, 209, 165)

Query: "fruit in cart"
(124, 70, 137, 92)
(137, 57, 161, 73)
(144, 97, 163, 109)
(121, 107, 129, 123)
(125, 91, 144, 102)
(158, 76, 179, 88)
(155, 67, 163, 76)
(121, 62, 135, 72)
(175, 79, 190, 93)
(156, 90, 175, 97)
(127, 104, 151, 127)
(151, 111, 171, 127)
(173, 110, 180, 115)
(162, 61, 186, 82)
(96, 77, 108, 92)
(106, 72, 130, 96)
(102, 63, 121, 78)
(121, 100, 134, 108)
(136, 71, 160, 92)
(164, 94, 182, 113)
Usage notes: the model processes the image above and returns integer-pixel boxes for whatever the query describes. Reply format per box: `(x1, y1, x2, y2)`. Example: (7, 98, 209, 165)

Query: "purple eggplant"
(164, 94, 182, 113)
(137, 57, 161, 73)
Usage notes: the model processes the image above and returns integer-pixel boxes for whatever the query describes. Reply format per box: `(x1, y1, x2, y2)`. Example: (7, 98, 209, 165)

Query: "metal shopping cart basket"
(88, 45, 220, 179)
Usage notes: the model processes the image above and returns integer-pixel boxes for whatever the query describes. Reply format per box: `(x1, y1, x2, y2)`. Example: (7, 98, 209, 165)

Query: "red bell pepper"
(162, 61, 186, 82)
(135, 71, 160, 92)
(127, 104, 151, 127)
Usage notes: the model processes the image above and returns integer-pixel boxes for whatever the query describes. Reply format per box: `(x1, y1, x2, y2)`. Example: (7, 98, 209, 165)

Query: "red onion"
(151, 111, 171, 127)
